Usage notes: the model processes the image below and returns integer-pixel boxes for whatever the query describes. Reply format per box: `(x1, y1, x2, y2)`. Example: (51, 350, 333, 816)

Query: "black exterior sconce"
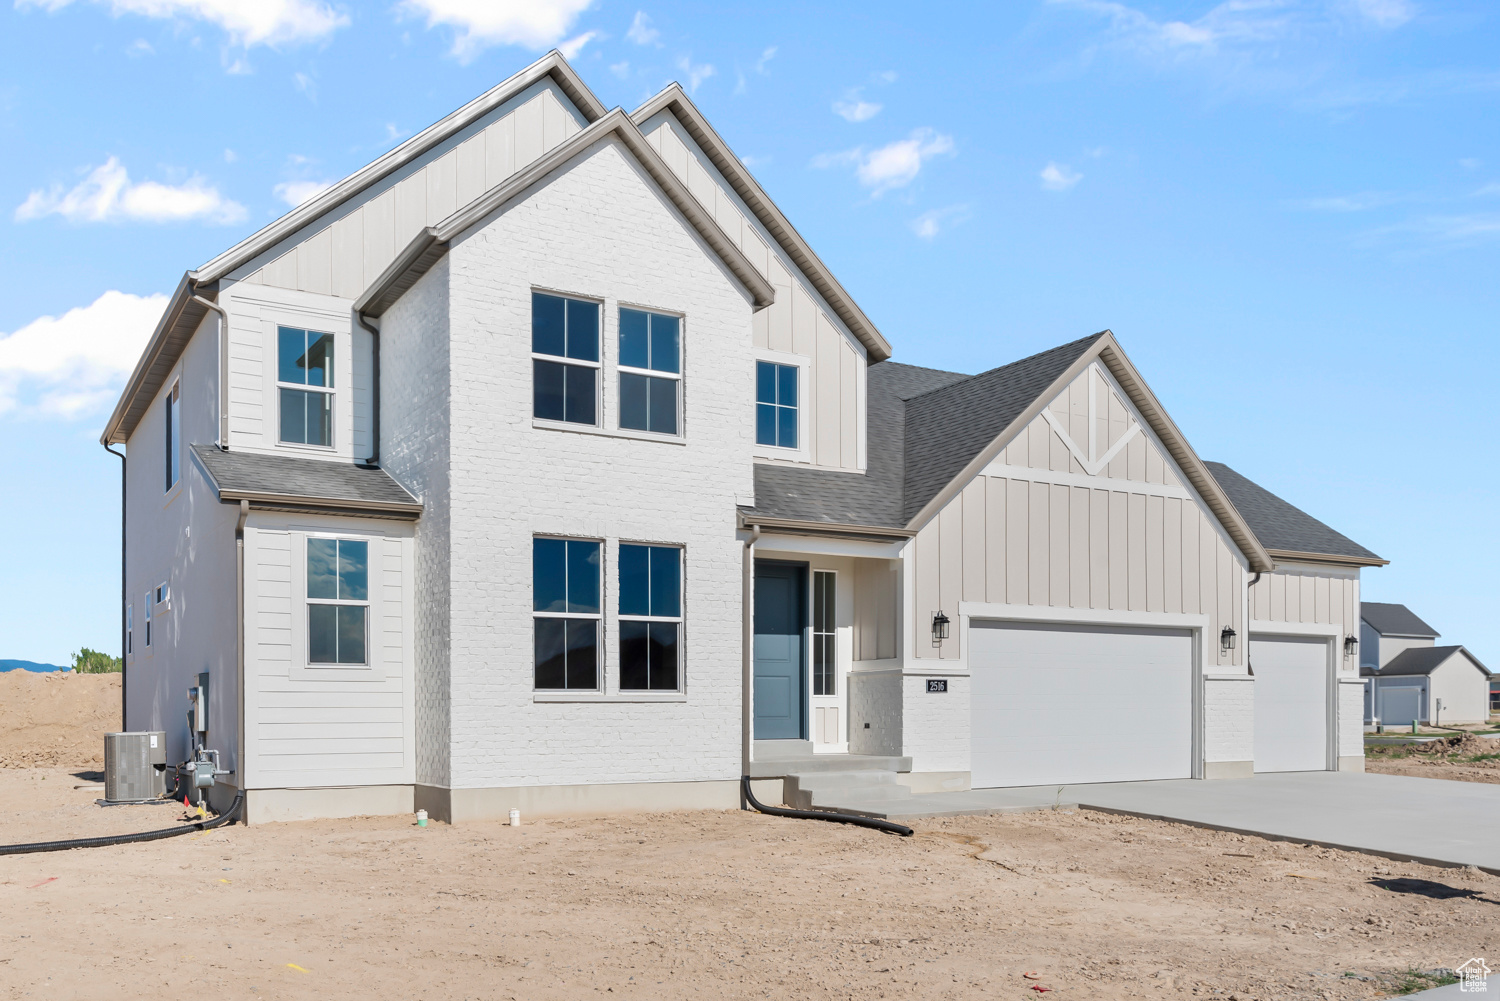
(932, 610, 951, 646)
(1220, 626, 1237, 653)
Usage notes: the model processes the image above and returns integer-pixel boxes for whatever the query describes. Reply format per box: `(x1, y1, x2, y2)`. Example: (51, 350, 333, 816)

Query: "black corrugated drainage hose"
(741, 776, 913, 837)
(0, 791, 244, 856)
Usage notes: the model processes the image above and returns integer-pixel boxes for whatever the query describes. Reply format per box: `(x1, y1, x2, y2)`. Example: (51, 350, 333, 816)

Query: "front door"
(753, 561, 806, 740)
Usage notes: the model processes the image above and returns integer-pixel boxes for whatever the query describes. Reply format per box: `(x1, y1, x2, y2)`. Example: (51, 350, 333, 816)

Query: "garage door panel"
(1251, 635, 1328, 773)
(970, 621, 1194, 789)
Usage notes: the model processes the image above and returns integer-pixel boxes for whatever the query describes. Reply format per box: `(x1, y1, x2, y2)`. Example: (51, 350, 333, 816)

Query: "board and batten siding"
(243, 518, 416, 791)
(640, 111, 867, 473)
(911, 364, 1247, 667)
(231, 81, 585, 300)
(1249, 567, 1360, 636)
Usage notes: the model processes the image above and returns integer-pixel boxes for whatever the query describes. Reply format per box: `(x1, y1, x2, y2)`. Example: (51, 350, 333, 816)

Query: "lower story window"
(307, 538, 368, 665)
(619, 543, 681, 691)
(812, 570, 835, 695)
(534, 537, 601, 690)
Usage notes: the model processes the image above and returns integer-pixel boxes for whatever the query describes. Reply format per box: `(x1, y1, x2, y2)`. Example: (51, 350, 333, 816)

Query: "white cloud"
(676, 55, 715, 93)
(625, 10, 658, 45)
(755, 46, 776, 73)
(223, 148, 238, 163)
(15, 157, 246, 224)
(1047, 0, 1297, 60)
(273, 179, 334, 207)
(17, 0, 348, 47)
(813, 128, 955, 197)
(1459, 158, 1481, 170)
(609, 60, 630, 78)
(399, 0, 595, 62)
(0, 291, 167, 419)
(1349, 0, 1414, 28)
(1366, 213, 1500, 249)
(125, 37, 153, 56)
(833, 96, 882, 122)
(1291, 191, 1397, 211)
(910, 204, 971, 240)
(293, 70, 315, 99)
(1039, 161, 1083, 191)
(558, 30, 596, 58)
(1474, 182, 1500, 197)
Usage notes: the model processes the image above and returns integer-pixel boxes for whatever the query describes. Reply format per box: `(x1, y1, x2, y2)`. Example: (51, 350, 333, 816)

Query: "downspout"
(189, 294, 230, 450)
(1245, 572, 1261, 676)
(234, 500, 249, 802)
(741, 523, 761, 804)
(355, 311, 381, 467)
(104, 443, 126, 730)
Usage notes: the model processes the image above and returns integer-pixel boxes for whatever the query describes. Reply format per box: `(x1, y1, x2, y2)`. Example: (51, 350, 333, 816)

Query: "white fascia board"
(630, 85, 891, 362)
(195, 51, 606, 285)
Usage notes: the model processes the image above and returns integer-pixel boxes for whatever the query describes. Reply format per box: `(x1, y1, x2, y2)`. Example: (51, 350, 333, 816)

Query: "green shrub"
(71, 648, 122, 674)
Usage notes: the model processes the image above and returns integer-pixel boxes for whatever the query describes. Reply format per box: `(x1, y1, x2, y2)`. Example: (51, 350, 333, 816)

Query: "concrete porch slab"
(821, 772, 1500, 874)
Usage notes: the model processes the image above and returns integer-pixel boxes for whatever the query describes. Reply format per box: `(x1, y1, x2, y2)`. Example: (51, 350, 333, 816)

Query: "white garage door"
(1251, 635, 1328, 772)
(969, 621, 1194, 789)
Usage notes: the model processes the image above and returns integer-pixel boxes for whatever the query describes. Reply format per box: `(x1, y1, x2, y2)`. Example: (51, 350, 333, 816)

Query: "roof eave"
(631, 84, 891, 362)
(1268, 548, 1389, 569)
(216, 487, 423, 516)
(100, 272, 204, 446)
(194, 51, 607, 285)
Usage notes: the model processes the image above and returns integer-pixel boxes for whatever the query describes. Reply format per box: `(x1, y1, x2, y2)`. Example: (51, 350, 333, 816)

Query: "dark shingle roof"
(1204, 461, 1382, 564)
(1361, 601, 1440, 639)
(191, 444, 421, 516)
(1373, 645, 1491, 678)
(747, 335, 1100, 530)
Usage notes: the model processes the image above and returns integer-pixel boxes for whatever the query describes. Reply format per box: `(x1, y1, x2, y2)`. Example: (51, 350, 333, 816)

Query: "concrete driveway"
(832, 771, 1500, 873)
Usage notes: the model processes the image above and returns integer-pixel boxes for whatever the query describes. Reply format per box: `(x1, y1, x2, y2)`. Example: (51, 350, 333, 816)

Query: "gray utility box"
(104, 731, 168, 803)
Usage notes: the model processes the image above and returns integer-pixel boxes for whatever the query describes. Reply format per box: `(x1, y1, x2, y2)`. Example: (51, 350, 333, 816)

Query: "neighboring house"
(1360, 602, 1492, 725)
(100, 52, 1387, 825)
(1203, 464, 1387, 773)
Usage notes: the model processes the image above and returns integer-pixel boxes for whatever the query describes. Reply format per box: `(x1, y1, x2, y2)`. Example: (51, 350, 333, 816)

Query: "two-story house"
(1360, 602, 1491, 725)
(101, 52, 1386, 824)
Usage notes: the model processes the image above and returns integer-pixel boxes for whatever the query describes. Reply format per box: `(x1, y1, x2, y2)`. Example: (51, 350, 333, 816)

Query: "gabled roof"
(1205, 462, 1386, 568)
(631, 85, 891, 362)
(1368, 645, 1490, 678)
(356, 107, 775, 318)
(1362, 601, 1440, 639)
(746, 331, 1275, 572)
(103, 51, 607, 447)
(191, 444, 421, 518)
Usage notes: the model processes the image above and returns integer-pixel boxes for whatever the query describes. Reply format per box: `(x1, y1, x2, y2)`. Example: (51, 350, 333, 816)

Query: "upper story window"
(533, 537, 600, 690)
(618, 544, 682, 691)
(278, 326, 334, 447)
(532, 292, 599, 426)
(164, 383, 180, 491)
(756, 361, 798, 449)
(307, 538, 368, 665)
(619, 308, 680, 436)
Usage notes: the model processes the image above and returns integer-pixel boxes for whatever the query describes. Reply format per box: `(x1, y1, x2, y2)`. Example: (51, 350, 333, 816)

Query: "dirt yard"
(0, 670, 118, 768)
(1, 675, 1496, 1000)
(1365, 732, 1500, 785)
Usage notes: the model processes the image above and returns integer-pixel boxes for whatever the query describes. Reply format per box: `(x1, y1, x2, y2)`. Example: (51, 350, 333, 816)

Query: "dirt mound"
(0, 670, 120, 768)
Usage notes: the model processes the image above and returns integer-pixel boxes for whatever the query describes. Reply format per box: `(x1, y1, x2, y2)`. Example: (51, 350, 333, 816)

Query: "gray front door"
(753, 561, 806, 740)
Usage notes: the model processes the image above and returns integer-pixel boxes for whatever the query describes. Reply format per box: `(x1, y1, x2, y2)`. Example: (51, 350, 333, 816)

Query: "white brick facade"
(1203, 676, 1255, 771)
(1338, 679, 1366, 766)
(387, 138, 755, 794)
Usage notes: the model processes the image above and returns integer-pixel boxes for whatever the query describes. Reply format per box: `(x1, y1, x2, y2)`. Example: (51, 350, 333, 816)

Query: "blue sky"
(0, 0, 1496, 666)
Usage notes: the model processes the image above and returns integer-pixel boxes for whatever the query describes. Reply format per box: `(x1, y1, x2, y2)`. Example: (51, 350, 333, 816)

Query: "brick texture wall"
(1203, 676, 1255, 764)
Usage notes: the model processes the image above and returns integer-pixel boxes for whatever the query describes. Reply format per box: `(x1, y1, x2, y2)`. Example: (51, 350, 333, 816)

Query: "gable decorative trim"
(1038, 364, 1143, 477)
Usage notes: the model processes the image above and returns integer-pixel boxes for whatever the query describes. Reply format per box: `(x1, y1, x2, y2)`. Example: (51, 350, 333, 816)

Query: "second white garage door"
(1251, 634, 1328, 772)
(969, 621, 1195, 789)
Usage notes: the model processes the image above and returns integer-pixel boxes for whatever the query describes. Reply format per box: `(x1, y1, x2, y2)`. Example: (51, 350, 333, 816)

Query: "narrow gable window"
(278, 326, 334, 447)
(618, 544, 682, 691)
(306, 538, 368, 665)
(532, 292, 599, 426)
(533, 537, 601, 690)
(619, 308, 680, 435)
(164, 383, 180, 491)
(755, 361, 798, 448)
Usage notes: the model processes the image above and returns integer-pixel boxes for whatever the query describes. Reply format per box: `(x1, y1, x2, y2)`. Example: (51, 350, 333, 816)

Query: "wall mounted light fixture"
(1220, 626, 1237, 653)
(932, 610, 951, 646)
(1344, 634, 1358, 659)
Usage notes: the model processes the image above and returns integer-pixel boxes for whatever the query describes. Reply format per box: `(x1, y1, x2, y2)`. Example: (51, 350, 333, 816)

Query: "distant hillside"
(0, 660, 68, 673)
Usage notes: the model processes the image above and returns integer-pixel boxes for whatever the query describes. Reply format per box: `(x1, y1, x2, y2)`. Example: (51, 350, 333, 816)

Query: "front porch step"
(748, 753, 912, 779)
(785, 770, 913, 811)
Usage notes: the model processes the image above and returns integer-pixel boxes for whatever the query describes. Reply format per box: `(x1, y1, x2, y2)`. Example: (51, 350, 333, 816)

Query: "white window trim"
(164, 381, 181, 494)
(531, 289, 604, 430)
(125, 602, 134, 660)
(274, 325, 338, 453)
(143, 591, 153, 649)
(532, 535, 605, 693)
(616, 305, 685, 440)
(291, 533, 383, 679)
(752, 351, 811, 464)
(617, 542, 685, 694)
